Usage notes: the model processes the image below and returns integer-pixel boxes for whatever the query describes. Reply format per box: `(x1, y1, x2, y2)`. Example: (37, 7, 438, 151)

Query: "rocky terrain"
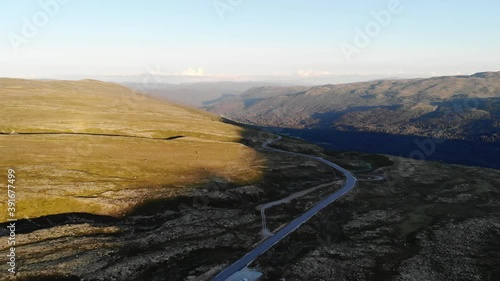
(254, 151, 500, 281)
(1, 130, 499, 281)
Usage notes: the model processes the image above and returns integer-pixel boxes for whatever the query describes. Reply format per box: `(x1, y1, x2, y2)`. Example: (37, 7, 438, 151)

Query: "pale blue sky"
(1, 0, 499, 81)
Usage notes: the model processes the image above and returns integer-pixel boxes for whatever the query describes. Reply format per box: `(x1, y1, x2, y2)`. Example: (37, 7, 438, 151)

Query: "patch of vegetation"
(359, 154, 395, 170)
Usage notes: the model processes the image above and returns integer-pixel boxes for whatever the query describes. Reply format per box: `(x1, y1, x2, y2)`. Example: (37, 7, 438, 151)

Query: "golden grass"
(0, 79, 237, 140)
(0, 78, 264, 221)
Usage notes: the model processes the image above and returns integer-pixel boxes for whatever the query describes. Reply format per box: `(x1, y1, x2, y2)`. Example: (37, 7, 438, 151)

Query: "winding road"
(211, 135, 358, 281)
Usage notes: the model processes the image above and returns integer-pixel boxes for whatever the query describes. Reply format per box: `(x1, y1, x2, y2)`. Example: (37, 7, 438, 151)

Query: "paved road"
(211, 136, 358, 281)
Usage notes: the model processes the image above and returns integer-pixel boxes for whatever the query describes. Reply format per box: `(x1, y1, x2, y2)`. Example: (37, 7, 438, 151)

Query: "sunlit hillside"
(0, 78, 263, 221)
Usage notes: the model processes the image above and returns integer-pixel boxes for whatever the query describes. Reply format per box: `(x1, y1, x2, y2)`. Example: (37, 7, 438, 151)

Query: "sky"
(0, 0, 499, 83)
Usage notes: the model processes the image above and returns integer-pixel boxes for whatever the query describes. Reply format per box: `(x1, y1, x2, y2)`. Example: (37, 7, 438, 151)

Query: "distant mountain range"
(122, 81, 299, 106)
(205, 72, 500, 143)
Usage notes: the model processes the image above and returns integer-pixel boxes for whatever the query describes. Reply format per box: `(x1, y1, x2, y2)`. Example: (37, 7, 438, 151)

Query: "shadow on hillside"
(2, 124, 392, 280)
(275, 127, 500, 170)
(162, 135, 184, 140)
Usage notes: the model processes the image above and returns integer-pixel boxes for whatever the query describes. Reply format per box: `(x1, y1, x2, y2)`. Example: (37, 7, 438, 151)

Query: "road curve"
(211, 136, 358, 281)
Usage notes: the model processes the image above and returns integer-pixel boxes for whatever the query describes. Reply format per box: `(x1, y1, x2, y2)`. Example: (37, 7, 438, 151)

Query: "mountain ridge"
(205, 71, 500, 142)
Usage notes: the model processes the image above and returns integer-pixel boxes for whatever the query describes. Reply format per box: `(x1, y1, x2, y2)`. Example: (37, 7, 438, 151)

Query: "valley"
(204, 72, 500, 170)
(0, 78, 499, 281)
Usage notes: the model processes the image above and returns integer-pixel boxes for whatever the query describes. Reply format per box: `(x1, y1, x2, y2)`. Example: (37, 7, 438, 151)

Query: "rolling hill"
(0, 78, 263, 221)
(205, 72, 500, 142)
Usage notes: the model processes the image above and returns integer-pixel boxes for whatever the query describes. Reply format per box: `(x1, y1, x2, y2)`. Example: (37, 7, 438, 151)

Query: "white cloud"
(297, 70, 335, 77)
(180, 67, 205, 76)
